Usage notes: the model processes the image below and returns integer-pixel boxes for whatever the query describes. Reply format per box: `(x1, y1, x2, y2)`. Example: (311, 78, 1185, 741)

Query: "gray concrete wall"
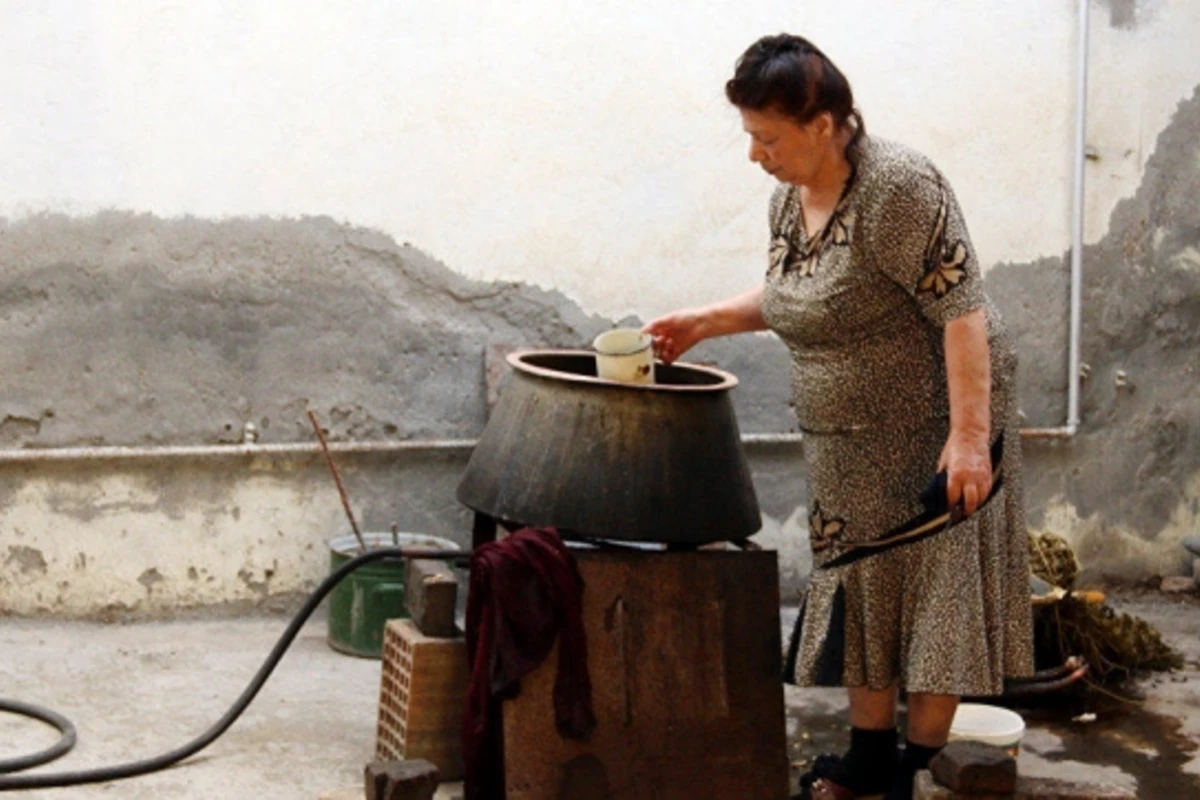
(0, 85, 1196, 616)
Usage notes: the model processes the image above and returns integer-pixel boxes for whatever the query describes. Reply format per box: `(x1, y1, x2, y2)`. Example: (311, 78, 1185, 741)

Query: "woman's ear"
(816, 110, 835, 140)
(809, 111, 836, 142)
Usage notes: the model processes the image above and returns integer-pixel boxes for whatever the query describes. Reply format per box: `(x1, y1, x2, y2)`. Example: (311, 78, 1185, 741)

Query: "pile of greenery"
(1029, 531, 1183, 684)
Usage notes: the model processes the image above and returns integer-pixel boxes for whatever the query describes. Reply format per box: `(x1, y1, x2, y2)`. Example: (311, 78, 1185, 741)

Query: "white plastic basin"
(949, 703, 1026, 757)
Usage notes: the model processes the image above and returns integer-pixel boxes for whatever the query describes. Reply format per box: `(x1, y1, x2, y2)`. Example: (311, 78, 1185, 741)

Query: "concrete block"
(914, 770, 1136, 799)
(1161, 575, 1196, 593)
(405, 559, 458, 637)
(365, 759, 438, 800)
(929, 741, 1016, 794)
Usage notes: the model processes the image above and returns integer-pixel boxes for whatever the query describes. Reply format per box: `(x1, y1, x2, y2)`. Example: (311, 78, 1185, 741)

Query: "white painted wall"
(1, 1, 1197, 321)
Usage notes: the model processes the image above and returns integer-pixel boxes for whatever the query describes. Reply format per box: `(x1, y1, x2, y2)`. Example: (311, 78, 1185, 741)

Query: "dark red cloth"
(462, 526, 595, 799)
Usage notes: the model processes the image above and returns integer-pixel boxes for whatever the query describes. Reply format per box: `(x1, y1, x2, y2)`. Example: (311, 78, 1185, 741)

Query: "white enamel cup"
(592, 328, 655, 384)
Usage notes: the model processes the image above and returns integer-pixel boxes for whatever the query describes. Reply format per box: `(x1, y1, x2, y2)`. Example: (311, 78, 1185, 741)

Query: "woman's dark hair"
(726, 34, 864, 146)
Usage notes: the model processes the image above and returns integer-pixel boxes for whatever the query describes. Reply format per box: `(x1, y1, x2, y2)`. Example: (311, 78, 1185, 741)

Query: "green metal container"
(326, 532, 460, 658)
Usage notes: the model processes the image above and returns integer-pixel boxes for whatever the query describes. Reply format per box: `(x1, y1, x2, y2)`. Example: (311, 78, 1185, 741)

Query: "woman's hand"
(642, 309, 709, 364)
(642, 285, 768, 363)
(938, 432, 992, 517)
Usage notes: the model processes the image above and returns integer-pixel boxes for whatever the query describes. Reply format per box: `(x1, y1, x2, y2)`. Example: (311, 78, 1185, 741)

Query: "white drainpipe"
(1025, 0, 1089, 440)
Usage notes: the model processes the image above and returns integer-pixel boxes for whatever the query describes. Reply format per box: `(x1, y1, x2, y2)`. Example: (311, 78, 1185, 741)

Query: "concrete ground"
(0, 591, 1196, 799)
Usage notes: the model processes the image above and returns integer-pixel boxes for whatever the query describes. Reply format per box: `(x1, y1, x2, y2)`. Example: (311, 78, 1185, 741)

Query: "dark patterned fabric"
(764, 136, 1033, 695)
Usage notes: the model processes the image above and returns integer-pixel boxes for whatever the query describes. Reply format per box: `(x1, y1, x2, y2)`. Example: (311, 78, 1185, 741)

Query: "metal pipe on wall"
(0, 439, 479, 464)
(0, 426, 1080, 465)
(990, 0, 1091, 442)
(1065, 0, 1090, 435)
(1049, 0, 1090, 438)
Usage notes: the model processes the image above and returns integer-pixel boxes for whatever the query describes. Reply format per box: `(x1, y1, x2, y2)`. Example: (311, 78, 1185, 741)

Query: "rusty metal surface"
(503, 549, 789, 800)
(456, 351, 761, 544)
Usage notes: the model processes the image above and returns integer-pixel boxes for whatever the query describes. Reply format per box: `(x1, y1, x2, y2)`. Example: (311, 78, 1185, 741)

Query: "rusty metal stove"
(457, 351, 789, 799)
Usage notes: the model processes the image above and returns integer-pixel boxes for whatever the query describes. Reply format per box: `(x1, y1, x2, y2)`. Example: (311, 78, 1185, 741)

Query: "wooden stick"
(307, 409, 368, 553)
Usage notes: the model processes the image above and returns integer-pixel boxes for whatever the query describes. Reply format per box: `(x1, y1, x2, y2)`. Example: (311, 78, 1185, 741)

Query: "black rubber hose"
(0, 700, 77, 774)
(0, 546, 468, 791)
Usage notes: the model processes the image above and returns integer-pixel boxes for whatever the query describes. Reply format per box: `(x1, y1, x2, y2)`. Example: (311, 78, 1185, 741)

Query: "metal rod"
(743, 429, 1077, 444)
(0, 439, 477, 464)
(0, 426, 1090, 465)
(307, 410, 367, 554)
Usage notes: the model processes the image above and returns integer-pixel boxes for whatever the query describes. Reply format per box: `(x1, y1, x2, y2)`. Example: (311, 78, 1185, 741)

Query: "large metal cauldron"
(456, 350, 761, 545)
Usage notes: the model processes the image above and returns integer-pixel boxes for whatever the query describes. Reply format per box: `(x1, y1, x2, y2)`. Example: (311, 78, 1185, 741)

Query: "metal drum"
(456, 350, 761, 545)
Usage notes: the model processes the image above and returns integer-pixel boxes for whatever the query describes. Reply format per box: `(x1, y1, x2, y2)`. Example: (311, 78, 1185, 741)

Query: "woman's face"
(740, 106, 833, 187)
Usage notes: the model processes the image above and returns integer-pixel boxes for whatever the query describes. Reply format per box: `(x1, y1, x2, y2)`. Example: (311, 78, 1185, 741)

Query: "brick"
(377, 619, 468, 782)
(930, 741, 1016, 794)
(1161, 575, 1196, 593)
(364, 759, 438, 800)
(914, 770, 1136, 799)
(405, 559, 458, 637)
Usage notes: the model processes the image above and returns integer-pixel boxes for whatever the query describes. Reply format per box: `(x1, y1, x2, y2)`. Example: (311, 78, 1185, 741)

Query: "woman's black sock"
(828, 726, 899, 794)
(883, 741, 943, 800)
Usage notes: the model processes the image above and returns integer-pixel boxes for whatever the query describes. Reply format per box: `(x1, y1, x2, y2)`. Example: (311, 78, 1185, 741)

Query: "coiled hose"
(0, 546, 467, 791)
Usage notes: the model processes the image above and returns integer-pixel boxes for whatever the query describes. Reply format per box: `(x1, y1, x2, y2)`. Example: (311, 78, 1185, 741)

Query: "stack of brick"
(375, 559, 467, 782)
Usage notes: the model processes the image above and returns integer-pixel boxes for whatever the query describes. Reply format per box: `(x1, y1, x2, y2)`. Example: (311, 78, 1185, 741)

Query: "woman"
(645, 34, 1033, 800)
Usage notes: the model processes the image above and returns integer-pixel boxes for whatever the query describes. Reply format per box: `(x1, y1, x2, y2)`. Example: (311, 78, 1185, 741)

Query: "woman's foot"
(795, 743, 900, 799)
(810, 775, 865, 800)
(797, 754, 851, 799)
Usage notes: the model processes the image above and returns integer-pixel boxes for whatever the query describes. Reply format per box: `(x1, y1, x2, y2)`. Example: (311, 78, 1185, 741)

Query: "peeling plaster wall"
(0, 1, 1197, 614)
(989, 83, 1200, 583)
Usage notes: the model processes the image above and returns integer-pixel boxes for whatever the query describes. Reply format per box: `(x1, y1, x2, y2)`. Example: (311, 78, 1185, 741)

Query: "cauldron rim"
(508, 349, 739, 393)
